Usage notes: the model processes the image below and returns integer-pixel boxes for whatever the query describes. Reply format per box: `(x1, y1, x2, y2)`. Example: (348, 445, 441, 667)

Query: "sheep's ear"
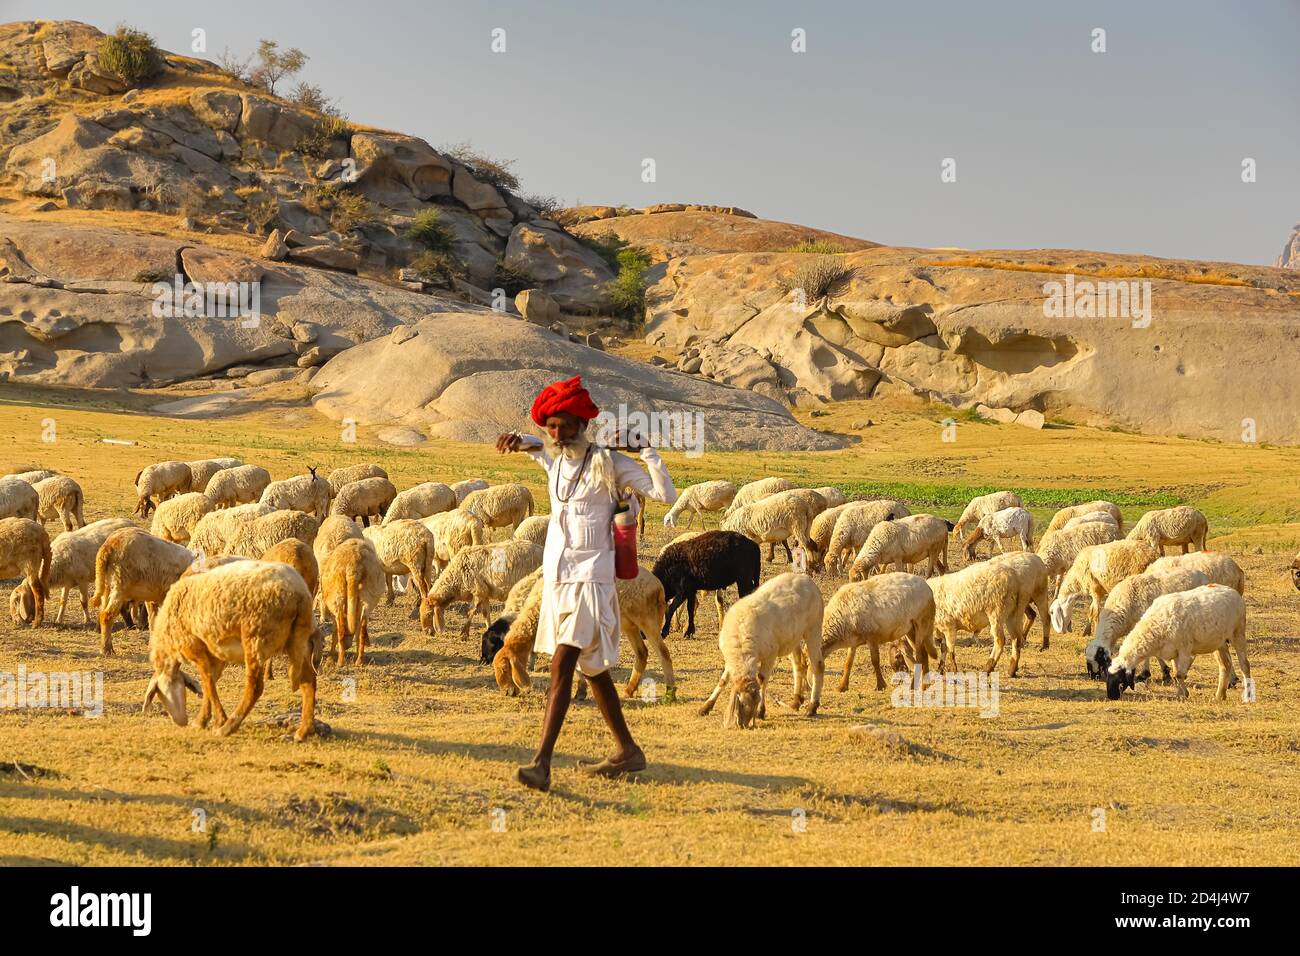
(180, 670, 202, 695)
(141, 675, 159, 714)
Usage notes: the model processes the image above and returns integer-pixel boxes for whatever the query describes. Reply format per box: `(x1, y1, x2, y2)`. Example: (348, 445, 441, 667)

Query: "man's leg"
(517, 644, 580, 791)
(586, 669, 643, 766)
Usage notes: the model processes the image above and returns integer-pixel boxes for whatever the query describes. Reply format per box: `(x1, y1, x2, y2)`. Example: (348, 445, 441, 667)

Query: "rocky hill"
(1276, 224, 1299, 270)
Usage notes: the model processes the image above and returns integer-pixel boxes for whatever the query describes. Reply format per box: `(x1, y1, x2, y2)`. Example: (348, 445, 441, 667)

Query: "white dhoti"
(534, 581, 622, 677)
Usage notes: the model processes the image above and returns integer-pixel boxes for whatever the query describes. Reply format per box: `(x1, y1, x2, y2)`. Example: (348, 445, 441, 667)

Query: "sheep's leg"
(384, 575, 395, 605)
(624, 627, 649, 699)
(1230, 628, 1251, 695)
(78, 586, 91, 627)
(354, 617, 369, 666)
(985, 624, 1007, 675)
(218, 654, 265, 737)
(198, 653, 227, 730)
(684, 592, 698, 639)
(332, 607, 349, 668)
(804, 642, 823, 716)
(99, 593, 120, 655)
(645, 628, 675, 698)
(1214, 647, 1232, 701)
(789, 651, 806, 712)
(1173, 652, 1192, 700)
(868, 642, 886, 691)
(662, 593, 686, 639)
(837, 645, 857, 692)
(294, 669, 317, 742)
(698, 667, 730, 716)
(53, 587, 68, 625)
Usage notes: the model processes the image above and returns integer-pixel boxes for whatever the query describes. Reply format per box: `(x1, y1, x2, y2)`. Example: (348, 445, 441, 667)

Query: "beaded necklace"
(553, 443, 593, 504)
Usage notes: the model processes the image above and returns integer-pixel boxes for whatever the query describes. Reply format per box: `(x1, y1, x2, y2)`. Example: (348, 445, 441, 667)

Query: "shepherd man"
(496, 375, 677, 792)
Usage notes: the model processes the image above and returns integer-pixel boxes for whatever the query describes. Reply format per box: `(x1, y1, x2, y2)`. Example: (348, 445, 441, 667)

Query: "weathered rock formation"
(1276, 224, 1299, 270)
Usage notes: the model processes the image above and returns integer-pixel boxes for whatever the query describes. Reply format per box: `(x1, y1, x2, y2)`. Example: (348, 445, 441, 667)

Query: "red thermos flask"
(613, 499, 639, 579)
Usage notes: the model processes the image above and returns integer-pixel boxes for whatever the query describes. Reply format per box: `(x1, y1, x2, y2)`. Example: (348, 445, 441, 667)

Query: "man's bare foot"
(516, 761, 551, 792)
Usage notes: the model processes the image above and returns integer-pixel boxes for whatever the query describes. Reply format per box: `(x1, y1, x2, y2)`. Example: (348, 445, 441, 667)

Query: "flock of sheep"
(0, 458, 1279, 743)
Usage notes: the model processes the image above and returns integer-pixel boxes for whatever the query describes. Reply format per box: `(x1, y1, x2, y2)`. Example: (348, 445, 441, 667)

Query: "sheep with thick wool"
(363, 519, 436, 604)
(451, 478, 489, 504)
(663, 479, 739, 529)
(1106, 584, 1250, 701)
(723, 476, 795, 517)
(185, 458, 243, 493)
(260, 538, 320, 596)
(850, 514, 953, 581)
(10, 518, 134, 627)
(1148, 552, 1246, 595)
(953, 490, 1023, 538)
(32, 475, 85, 531)
(90, 527, 195, 655)
(0, 517, 51, 628)
(755, 487, 828, 561)
(1049, 539, 1161, 637)
(1036, 520, 1121, 596)
(963, 506, 1033, 560)
(7, 469, 58, 485)
(458, 484, 534, 535)
(133, 461, 193, 517)
(1046, 501, 1124, 535)
(823, 500, 911, 575)
(821, 573, 937, 693)
(150, 492, 214, 544)
(419, 539, 542, 637)
(1083, 567, 1210, 679)
(814, 486, 847, 509)
(313, 514, 364, 569)
(326, 463, 389, 499)
(0, 477, 39, 521)
(260, 468, 332, 518)
(204, 464, 271, 509)
(1063, 511, 1119, 532)
(421, 509, 488, 573)
(189, 502, 274, 556)
(143, 559, 322, 741)
(1126, 506, 1209, 555)
(383, 482, 456, 524)
(928, 558, 1041, 677)
(331, 476, 397, 527)
(698, 572, 825, 727)
(224, 510, 319, 558)
(721, 492, 817, 565)
(319, 538, 388, 666)
(512, 514, 551, 546)
(808, 503, 850, 569)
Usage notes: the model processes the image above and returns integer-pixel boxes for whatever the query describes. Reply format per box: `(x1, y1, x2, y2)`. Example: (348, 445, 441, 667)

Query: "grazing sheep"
(1147, 551, 1246, 595)
(89, 528, 195, 654)
(1063, 511, 1119, 532)
(450, 478, 490, 504)
(491, 573, 546, 695)
(928, 558, 1043, 677)
(418, 539, 543, 637)
(0, 517, 51, 627)
(458, 484, 534, 535)
(331, 476, 398, 527)
(651, 530, 761, 640)
(721, 493, 816, 565)
(722, 476, 795, 518)
(150, 492, 214, 544)
(204, 464, 272, 509)
(481, 568, 543, 665)
(823, 500, 911, 575)
(224, 510, 319, 558)
(0, 477, 39, 521)
(986, 550, 1053, 650)
(363, 519, 436, 604)
(260, 538, 320, 596)
(808, 503, 851, 569)
(326, 463, 389, 500)
(821, 573, 937, 692)
(185, 458, 243, 492)
(319, 538, 388, 666)
(422, 509, 489, 573)
(1084, 567, 1211, 679)
(260, 468, 332, 518)
(7, 469, 58, 484)
(383, 482, 456, 524)
(953, 490, 1023, 539)
(1106, 585, 1250, 701)
(189, 502, 274, 557)
(813, 486, 847, 509)
(143, 559, 321, 741)
(1036, 520, 1121, 596)
(850, 514, 953, 581)
(512, 514, 551, 546)
(758, 488, 828, 561)
(32, 475, 85, 531)
(963, 506, 1033, 560)
(133, 461, 193, 517)
(10, 518, 135, 627)
(663, 479, 739, 529)
(1126, 506, 1209, 555)
(698, 572, 825, 727)
(313, 514, 365, 571)
(1046, 501, 1124, 535)
(1049, 540, 1161, 637)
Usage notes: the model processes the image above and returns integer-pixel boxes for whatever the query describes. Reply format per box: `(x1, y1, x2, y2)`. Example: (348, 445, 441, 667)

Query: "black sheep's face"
(1086, 647, 1109, 680)
(1106, 666, 1135, 700)
(480, 617, 511, 664)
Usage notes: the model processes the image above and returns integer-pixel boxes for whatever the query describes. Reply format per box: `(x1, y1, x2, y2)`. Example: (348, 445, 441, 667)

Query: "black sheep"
(651, 530, 761, 639)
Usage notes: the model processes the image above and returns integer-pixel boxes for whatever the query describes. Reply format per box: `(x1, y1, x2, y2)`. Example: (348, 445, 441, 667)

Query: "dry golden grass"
(1, 384, 1298, 866)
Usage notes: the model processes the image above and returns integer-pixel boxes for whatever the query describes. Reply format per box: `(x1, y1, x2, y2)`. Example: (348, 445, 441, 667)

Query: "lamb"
(720, 492, 816, 565)
(512, 514, 551, 546)
(382, 482, 456, 524)
(7, 469, 58, 484)
(1126, 506, 1209, 555)
(150, 492, 214, 544)
(820, 573, 937, 692)
(326, 463, 389, 500)
(260, 538, 320, 596)
(32, 475, 85, 531)
(331, 476, 398, 527)
(963, 506, 1034, 560)
(224, 510, 319, 558)
(823, 500, 911, 575)
(204, 464, 272, 509)
(1148, 551, 1246, 595)
(0, 477, 39, 521)
(928, 558, 1040, 677)
(813, 486, 847, 509)
(9, 518, 134, 627)
(318, 538, 388, 666)
(363, 519, 436, 604)
(450, 478, 490, 504)
(260, 467, 331, 518)
(133, 461, 193, 517)
(1046, 501, 1124, 535)
(1106, 584, 1250, 701)
(418, 539, 543, 637)
(458, 483, 534, 535)
(953, 490, 1023, 538)
(1063, 511, 1119, 532)
(142, 559, 321, 741)
(1035, 520, 1121, 596)
(849, 514, 953, 581)
(89, 527, 196, 654)
(189, 502, 274, 556)
(1084, 567, 1211, 679)
(662, 479, 739, 529)
(421, 509, 488, 573)
(651, 530, 761, 639)
(722, 476, 795, 517)
(1049, 539, 1161, 636)
(185, 458, 243, 492)
(0, 517, 51, 627)
(698, 572, 825, 727)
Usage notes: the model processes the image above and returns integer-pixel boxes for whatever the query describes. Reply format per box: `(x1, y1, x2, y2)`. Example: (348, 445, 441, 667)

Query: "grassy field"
(1, 383, 1298, 866)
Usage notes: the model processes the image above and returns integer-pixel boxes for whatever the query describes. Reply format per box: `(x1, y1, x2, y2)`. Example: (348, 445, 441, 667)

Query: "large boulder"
(349, 132, 453, 206)
(503, 222, 615, 312)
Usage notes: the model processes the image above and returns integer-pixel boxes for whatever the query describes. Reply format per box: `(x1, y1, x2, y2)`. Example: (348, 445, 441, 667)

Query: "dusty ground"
(1, 384, 1298, 866)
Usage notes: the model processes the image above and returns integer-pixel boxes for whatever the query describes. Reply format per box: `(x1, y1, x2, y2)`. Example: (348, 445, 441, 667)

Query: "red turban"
(530, 375, 600, 427)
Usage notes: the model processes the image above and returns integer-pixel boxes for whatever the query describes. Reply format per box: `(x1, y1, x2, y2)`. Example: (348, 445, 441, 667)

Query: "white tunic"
(520, 436, 676, 675)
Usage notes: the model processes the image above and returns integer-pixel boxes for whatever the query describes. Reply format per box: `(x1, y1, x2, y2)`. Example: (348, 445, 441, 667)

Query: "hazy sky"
(8, 0, 1298, 265)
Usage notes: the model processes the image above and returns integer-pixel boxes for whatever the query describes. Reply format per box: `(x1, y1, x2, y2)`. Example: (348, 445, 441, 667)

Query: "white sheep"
(1036, 520, 1121, 596)
(1084, 566, 1211, 678)
(1063, 511, 1119, 532)
(326, 463, 390, 499)
(10, 518, 135, 627)
(313, 513, 365, 571)
(189, 502, 274, 556)
(1106, 584, 1250, 701)
(89, 527, 196, 655)
(421, 509, 488, 573)
(813, 486, 847, 509)
(260, 468, 332, 518)
(722, 476, 795, 517)
(823, 499, 911, 575)
(363, 519, 436, 604)
(223, 510, 319, 558)
(662, 479, 739, 528)
(150, 492, 214, 544)
(1148, 551, 1246, 595)
(0, 516, 51, 627)
(1126, 506, 1209, 555)
(133, 461, 193, 517)
(512, 514, 551, 546)
(850, 514, 953, 581)
(185, 458, 243, 492)
(319, 538, 388, 666)
(450, 478, 490, 504)
(331, 476, 398, 527)
(32, 475, 85, 531)
(963, 506, 1033, 560)
(1049, 539, 1161, 637)
(698, 572, 825, 727)
(418, 539, 542, 637)
(6, 469, 58, 484)
(928, 558, 1042, 677)
(953, 490, 1023, 538)
(459, 483, 535, 536)
(0, 477, 40, 521)
(821, 572, 937, 692)
(1046, 500, 1123, 535)
(204, 464, 272, 509)
(383, 482, 456, 524)
(721, 492, 817, 565)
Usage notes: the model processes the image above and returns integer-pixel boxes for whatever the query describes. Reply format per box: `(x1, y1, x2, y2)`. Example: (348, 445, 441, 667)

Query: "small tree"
(290, 82, 340, 116)
(405, 209, 457, 255)
(440, 141, 520, 192)
(607, 246, 652, 318)
(98, 24, 165, 87)
(249, 40, 307, 96)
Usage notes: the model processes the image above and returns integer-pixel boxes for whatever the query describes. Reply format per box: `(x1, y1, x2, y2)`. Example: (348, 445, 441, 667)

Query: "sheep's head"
(8, 583, 34, 625)
(309, 626, 326, 671)
(418, 595, 443, 635)
(1086, 645, 1110, 680)
(133, 495, 153, 518)
(962, 528, 985, 561)
(728, 675, 762, 729)
(142, 663, 201, 725)
(1105, 662, 1136, 700)
(662, 512, 676, 528)
(480, 614, 514, 664)
(1049, 595, 1080, 634)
